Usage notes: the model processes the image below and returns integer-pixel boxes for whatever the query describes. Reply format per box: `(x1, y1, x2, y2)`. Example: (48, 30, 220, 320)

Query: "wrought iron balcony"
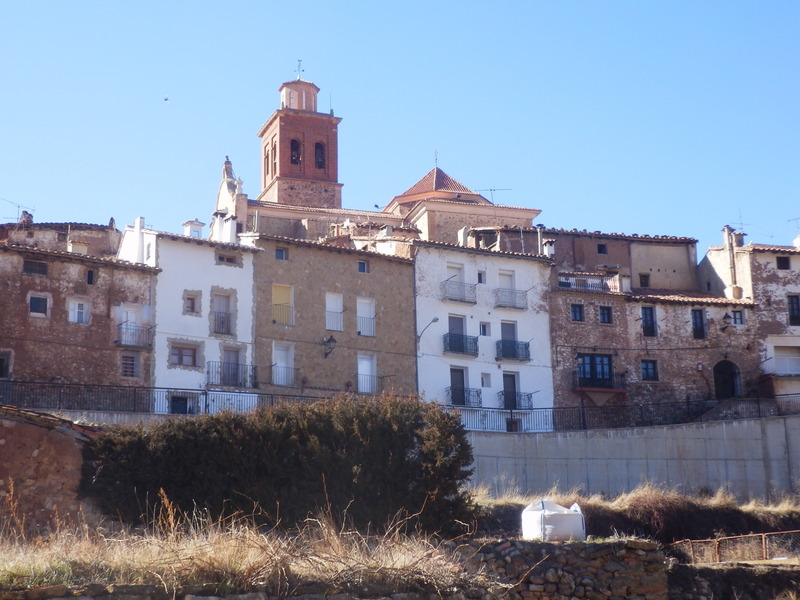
(446, 386, 482, 407)
(326, 311, 343, 331)
(356, 374, 382, 395)
(497, 391, 534, 410)
(271, 365, 299, 387)
(357, 315, 376, 337)
(115, 323, 153, 348)
(272, 304, 295, 326)
(572, 370, 627, 390)
(206, 361, 257, 388)
(443, 332, 479, 356)
(494, 288, 527, 309)
(557, 274, 620, 293)
(441, 280, 477, 303)
(495, 340, 531, 361)
(213, 311, 233, 334)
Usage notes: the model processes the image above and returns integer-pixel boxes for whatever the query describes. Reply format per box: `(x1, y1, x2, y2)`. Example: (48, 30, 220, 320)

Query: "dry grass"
(0, 491, 465, 595)
(471, 481, 800, 543)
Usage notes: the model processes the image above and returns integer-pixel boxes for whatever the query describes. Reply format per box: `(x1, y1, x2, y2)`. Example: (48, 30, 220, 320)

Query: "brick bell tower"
(256, 78, 343, 209)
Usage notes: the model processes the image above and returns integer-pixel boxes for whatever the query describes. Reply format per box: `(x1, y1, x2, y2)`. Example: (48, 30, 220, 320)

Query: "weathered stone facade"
(0, 244, 157, 385)
(247, 235, 417, 397)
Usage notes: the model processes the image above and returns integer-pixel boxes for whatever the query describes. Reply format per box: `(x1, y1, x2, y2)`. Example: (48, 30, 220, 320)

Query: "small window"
(275, 247, 288, 261)
(315, 142, 325, 169)
(732, 310, 745, 325)
(641, 360, 659, 381)
(216, 253, 238, 265)
(641, 306, 657, 337)
(477, 270, 486, 284)
(570, 304, 584, 322)
(68, 300, 90, 324)
(290, 139, 301, 165)
(479, 322, 491, 336)
(121, 352, 140, 378)
(184, 295, 197, 314)
(480, 373, 491, 388)
(0, 351, 11, 379)
(23, 260, 47, 276)
(597, 243, 608, 255)
(691, 309, 706, 339)
(87, 269, 95, 285)
(598, 306, 613, 324)
(639, 273, 650, 288)
(777, 256, 791, 270)
(358, 260, 370, 273)
(29, 295, 48, 316)
(170, 345, 198, 367)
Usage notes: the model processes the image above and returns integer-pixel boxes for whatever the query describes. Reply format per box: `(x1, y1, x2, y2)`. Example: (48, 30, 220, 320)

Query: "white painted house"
(412, 241, 555, 431)
(118, 217, 261, 414)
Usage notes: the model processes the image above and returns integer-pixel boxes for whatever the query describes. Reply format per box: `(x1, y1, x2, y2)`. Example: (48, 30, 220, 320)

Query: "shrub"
(80, 395, 474, 533)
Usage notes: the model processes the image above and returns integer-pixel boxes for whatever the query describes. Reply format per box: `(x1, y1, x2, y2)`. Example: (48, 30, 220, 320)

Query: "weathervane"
(295, 59, 304, 80)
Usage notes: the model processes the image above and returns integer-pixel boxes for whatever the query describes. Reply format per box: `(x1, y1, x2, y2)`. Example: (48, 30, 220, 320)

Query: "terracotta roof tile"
(627, 289, 754, 306)
(397, 168, 478, 198)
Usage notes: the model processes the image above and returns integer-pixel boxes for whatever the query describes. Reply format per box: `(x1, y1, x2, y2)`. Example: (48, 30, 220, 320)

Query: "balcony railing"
(497, 391, 534, 410)
(446, 386, 482, 407)
(443, 332, 479, 356)
(206, 361, 257, 388)
(326, 311, 343, 331)
(115, 323, 152, 348)
(357, 316, 376, 337)
(213, 311, 233, 334)
(357, 374, 382, 395)
(272, 304, 295, 326)
(557, 274, 620, 293)
(495, 339, 531, 361)
(573, 371, 627, 390)
(770, 356, 800, 375)
(441, 280, 477, 303)
(272, 365, 299, 387)
(494, 288, 527, 309)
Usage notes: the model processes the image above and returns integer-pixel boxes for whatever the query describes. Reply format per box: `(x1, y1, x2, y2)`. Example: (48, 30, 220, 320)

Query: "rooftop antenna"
(434, 150, 438, 168)
(1, 196, 36, 223)
(295, 59, 304, 80)
(476, 188, 512, 203)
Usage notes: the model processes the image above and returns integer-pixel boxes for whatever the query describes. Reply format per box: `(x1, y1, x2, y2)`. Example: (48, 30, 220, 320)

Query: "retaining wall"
(468, 415, 800, 500)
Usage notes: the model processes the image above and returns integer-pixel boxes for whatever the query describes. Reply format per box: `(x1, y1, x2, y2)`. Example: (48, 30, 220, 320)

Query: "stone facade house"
(699, 226, 800, 396)
(0, 225, 157, 387)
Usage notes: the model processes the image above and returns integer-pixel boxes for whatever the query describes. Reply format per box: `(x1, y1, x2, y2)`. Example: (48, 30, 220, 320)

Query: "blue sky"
(2, 1, 798, 255)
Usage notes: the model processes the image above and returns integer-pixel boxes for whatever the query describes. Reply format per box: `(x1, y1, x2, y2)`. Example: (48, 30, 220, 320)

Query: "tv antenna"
(476, 188, 511, 202)
(0, 196, 35, 222)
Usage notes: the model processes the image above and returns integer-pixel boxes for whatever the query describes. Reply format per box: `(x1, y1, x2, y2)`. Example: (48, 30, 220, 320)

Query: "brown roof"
(627, 289, 754, 306)
(396, 168, 484, 200)
(0, 243, 160, 272)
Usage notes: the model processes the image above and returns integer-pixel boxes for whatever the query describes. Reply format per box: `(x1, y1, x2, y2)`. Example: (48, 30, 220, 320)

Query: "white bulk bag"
(521, 499, 586, 541)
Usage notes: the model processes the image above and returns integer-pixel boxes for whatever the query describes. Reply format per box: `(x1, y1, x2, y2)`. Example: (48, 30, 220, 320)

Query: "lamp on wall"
(322, 335, 337, 358)
(416, 317, 439, 343)
(720, 312, 732, 332)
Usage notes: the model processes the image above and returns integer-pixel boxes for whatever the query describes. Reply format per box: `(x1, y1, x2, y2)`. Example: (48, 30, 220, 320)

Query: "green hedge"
(80, 395, 475, 531)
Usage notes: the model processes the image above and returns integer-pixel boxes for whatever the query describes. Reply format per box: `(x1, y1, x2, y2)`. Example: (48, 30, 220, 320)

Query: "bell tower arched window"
(315, 143, 325, 169)
(290, 139, 301, 165)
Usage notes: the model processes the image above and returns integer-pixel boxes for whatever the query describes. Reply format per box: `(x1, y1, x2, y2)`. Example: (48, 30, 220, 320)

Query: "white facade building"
(118, 217, 261, 413)
(412, 242, 555, 431)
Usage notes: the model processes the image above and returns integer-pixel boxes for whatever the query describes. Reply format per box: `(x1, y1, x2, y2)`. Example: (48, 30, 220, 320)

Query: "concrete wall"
(468, 415, 800, 500)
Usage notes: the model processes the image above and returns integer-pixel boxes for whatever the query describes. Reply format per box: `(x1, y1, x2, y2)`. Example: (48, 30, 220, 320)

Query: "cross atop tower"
(295, 59, 304, 80)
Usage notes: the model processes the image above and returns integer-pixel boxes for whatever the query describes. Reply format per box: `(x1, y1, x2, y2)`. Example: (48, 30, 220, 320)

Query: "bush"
(80, 395, 474, 533)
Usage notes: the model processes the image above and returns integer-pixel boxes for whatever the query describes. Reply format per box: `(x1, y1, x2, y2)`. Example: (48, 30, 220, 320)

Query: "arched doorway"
(713, 360, 741, 399)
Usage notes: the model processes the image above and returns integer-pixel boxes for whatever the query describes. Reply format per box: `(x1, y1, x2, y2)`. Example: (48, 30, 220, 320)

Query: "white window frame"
(68, 299, 90, 324)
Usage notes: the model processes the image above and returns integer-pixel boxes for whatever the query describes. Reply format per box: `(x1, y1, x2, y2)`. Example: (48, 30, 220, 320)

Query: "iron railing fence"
(440, 280, 477, 303)
(115, 323, 153, 347)
(356, 315, 376, 337)
(496, 340, 531, 361)
(671, 530, 800, 563)
(572, 370, 627, 390)
(443, 332, 480, 356)
(2, 381, 800, 432)
(206, 361, 257, 388)
(494, 287, 527, 309)
(497, 391, 534, 410)
(0, 380, 318, 415)
(212, 312, 233, 335)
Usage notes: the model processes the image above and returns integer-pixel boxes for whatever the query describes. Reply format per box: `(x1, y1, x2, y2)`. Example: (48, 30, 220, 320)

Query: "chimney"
(182, 219, 205, 238)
